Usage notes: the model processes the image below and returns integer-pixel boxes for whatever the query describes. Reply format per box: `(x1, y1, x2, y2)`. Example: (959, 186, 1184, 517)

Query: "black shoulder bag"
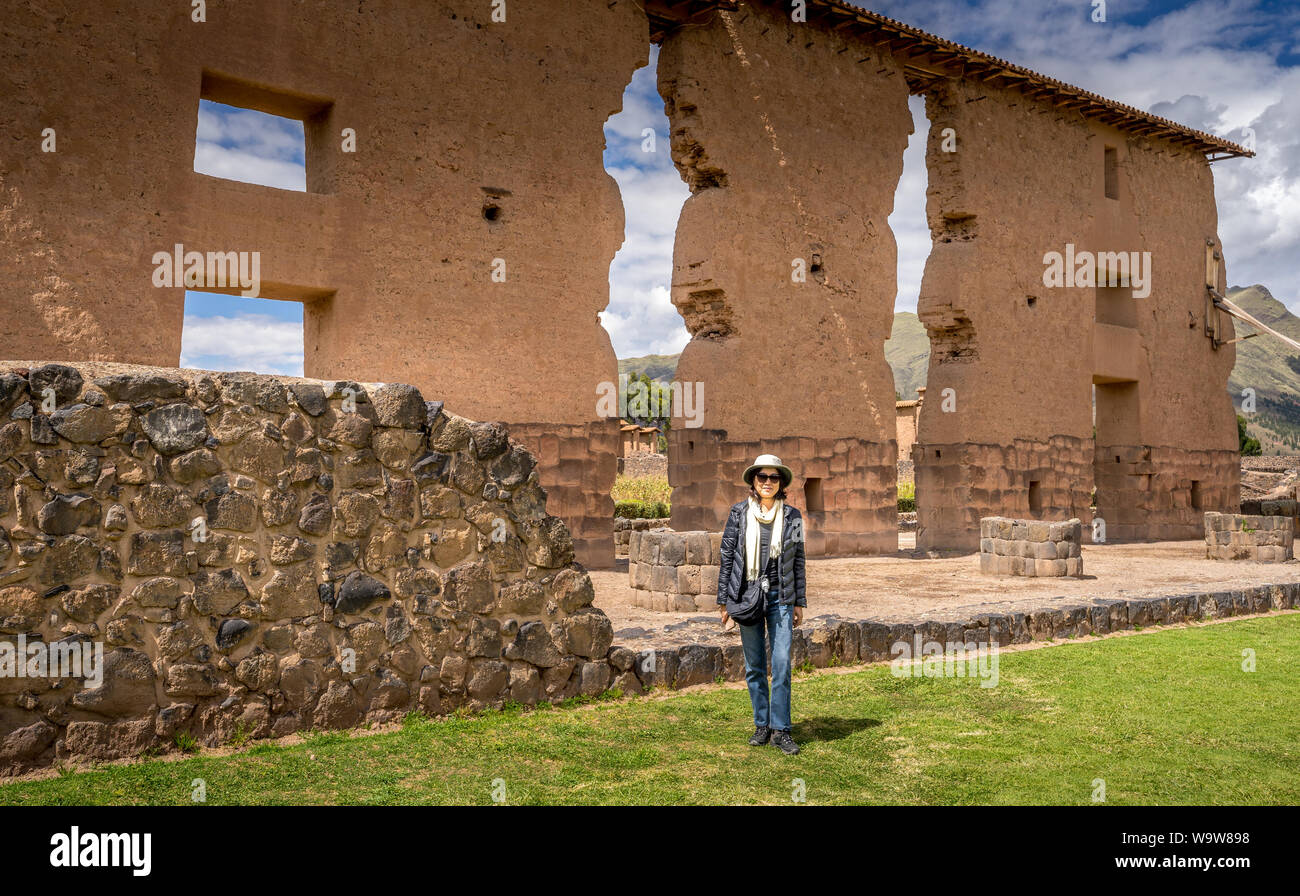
(725, 577, 765, 626)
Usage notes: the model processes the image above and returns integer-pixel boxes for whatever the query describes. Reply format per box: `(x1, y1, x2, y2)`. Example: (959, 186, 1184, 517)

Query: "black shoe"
(748, 726, 771, 746)
(770, 729, 801, 755)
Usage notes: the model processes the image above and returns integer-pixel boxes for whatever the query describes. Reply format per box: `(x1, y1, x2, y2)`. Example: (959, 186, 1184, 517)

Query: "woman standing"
(717, 453, 806, 755)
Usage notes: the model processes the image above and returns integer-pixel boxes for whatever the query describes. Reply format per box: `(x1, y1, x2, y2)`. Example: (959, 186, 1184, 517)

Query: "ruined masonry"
(1203, 513, 1294, 563)
(979, 517, 1084, 577)
(627, 528, 721, 612)
(0, 0, 1251, 569)
(0, 362, 637, 775)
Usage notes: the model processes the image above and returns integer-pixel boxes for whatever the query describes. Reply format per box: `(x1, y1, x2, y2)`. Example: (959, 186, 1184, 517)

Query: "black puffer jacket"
(716, 500, 807, 609)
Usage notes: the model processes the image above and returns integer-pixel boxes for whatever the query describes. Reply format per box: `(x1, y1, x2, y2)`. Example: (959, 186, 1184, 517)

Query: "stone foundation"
(1095, 446, 1240, 542)
(914, 437, 1093, 551)
(978, 517, 1083, 576)
(914, 440, 1241, 550)
(627, 529, 721, 613)
(667, 429, 896, 557)
(507, 420, 619, 570)
(0, 362, 624, 775)
(1204, 513, 1294, 562)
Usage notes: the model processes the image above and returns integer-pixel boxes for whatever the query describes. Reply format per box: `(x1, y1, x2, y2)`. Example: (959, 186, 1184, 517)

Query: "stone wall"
(979, 518, 1083, 577)
(1204, 513, 1294, 562)
(627, 529, 720, 612)
(658, 2, 911, 555)
(0, 362, 627, 775)
(913, 438, 1093, 552)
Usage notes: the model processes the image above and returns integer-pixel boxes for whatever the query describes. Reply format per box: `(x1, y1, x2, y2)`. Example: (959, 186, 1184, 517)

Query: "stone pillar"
(657, 2, 912, 556)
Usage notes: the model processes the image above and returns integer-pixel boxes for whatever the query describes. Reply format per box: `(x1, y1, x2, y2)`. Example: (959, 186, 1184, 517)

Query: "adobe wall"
(913, 77, 1239, 549)
(0, 0, 647, 569)
(658, 2, 911, 555)
(0, 362, 625, 775)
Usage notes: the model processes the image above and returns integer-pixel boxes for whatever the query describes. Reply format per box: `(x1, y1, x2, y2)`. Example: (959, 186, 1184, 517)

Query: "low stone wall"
(613, 516, 669, 559)
(627, 529, 721, 612)
(1204, 512, 1294, 562)
(0, 361, 626, 776)
(979, 517, 1083, 576)
(618, 452, 667, 479)
(621, 583, 1300, 690)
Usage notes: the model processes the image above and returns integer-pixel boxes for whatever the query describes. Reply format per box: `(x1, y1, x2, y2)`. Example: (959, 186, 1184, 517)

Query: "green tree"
(1238, 414, 1262, 456)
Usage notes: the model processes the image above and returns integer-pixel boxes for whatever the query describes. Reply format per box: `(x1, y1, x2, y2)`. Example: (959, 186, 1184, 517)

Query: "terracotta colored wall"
(896, 403, 919, 462)
(913, 78, 1239, 548)
(0, 0, 647, 569)
(658, 2, 911, 554)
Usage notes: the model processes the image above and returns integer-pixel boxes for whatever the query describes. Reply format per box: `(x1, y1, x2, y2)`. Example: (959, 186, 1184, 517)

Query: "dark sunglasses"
(753, 473, 784, 484)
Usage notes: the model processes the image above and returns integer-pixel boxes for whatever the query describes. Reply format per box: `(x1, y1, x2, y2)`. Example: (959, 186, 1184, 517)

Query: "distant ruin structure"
(0, 1, 1251, 567)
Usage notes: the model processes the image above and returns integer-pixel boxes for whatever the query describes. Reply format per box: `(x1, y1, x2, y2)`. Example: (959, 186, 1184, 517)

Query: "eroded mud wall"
(913, 78, 1238, 549)
(658, 2, 912, 555)
(0, 0, 647, 568)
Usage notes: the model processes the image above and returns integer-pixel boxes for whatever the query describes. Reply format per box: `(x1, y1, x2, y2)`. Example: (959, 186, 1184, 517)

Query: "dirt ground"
(593, 537, 1300, 649)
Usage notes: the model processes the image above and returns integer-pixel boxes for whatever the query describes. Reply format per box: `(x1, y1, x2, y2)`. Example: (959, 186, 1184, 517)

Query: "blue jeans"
(739, 593, 792, 732)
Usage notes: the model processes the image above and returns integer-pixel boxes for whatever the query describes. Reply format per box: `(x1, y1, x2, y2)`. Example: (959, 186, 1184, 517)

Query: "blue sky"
(186, 0, 1300, 375)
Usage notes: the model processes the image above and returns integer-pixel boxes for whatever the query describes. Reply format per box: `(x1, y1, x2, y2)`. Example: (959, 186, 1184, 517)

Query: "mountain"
(1225, 285, 1300, 454)
(884, 311, 928, 400)
(618, 287, 1300, 454)
(618, 353, 679, 382)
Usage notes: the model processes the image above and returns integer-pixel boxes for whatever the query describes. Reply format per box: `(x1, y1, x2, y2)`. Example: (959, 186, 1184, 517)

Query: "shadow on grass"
(793, 716, 880, 743)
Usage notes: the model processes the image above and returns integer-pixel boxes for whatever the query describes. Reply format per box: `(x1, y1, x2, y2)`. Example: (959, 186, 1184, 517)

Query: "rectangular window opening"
(1095, 284, 1137, 328)
(195, 70, 334, 193)
(181, 289, 322, 378)
(1191, 480, 1203, 511)
(804, 477, 824, 513)
(1104, 146, 1119, 200)
(1028, 480, 1043, 516)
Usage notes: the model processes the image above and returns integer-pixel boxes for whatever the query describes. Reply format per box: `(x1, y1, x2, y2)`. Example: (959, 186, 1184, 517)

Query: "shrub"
(897, 480, 916, 513)
(615, 499, 670, 519)
(612, 473, 671, 505)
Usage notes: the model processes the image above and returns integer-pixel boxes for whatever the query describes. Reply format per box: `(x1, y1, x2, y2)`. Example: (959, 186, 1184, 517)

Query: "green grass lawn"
(3, 614, 1297, 805)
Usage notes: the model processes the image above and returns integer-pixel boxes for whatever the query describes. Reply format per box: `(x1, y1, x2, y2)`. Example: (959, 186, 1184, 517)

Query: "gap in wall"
(600, 45, 691, 504)
(887, 93, 935, 547)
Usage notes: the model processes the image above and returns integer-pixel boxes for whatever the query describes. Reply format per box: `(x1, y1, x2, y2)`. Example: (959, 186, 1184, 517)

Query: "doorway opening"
(602, 45, 690, 542)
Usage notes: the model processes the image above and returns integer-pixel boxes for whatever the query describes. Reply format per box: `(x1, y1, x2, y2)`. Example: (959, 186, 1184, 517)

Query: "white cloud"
(194, 103, 306, 191)
(871, 0, 1300, 311)
(180, 312, 304, 376)
(602, 50, 692, 360)
(600, 286, 692, 358)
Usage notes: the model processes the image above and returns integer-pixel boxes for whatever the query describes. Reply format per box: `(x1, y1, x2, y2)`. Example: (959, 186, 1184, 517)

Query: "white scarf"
(745, 496, 783, 583)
